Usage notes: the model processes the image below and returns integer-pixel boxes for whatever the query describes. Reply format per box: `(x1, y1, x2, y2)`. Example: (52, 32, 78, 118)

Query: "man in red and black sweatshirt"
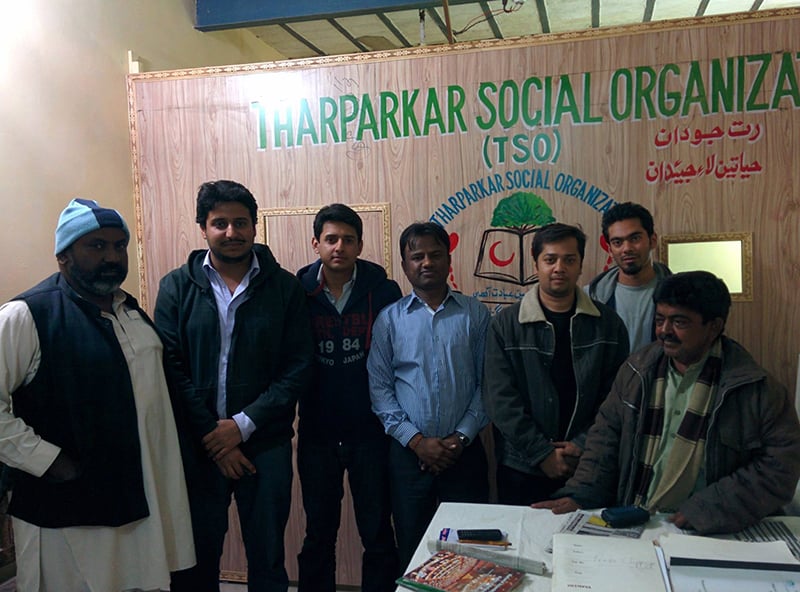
(296, 204, 402, 592)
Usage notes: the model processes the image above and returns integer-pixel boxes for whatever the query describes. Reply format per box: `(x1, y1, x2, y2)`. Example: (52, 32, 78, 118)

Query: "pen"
(458, 539, 512, 547)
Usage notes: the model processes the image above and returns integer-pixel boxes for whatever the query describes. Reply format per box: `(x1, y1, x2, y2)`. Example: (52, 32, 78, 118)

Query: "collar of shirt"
(202, 250, 260, 301)
(317, 262, 357, 313)
(109, 289, 128, 315)
(405, 287, 461, 315)
(667, 350, 711, 389)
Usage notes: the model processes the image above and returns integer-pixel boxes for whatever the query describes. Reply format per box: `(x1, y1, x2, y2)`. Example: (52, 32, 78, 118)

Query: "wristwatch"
(455, 432, 470, 447)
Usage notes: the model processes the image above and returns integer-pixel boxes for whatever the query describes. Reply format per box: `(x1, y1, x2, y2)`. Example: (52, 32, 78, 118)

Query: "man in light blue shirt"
(368, 222, 490, 568)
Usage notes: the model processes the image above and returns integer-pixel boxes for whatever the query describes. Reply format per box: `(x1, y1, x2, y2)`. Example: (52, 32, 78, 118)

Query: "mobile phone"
(600, 505, 650, 528)
(456, 528, 504, 541)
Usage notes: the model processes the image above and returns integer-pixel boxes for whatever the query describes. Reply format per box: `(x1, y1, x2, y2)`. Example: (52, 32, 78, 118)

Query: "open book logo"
(474, 192, 555, 286)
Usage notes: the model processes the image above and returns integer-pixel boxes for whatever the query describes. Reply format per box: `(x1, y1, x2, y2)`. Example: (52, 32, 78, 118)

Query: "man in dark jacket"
(484, 223, 629, 506)
(296, 204, 401, 592)
(155, 180, 313, 592)
(536, 271, 800, 534)
(585, 202, 671, 352)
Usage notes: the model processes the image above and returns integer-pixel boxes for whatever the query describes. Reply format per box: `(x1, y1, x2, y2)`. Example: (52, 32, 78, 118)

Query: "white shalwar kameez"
(0, 293, 195, 592)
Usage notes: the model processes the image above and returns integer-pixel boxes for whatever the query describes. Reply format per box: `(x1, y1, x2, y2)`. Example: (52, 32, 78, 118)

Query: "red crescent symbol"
(489, 241, 515, 267)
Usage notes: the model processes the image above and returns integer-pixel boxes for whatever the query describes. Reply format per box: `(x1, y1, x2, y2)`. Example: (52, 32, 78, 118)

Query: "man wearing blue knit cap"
(0, 198, 195, 591)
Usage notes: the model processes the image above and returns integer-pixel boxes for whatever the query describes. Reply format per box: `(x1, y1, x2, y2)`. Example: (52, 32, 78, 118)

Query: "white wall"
(0, 0, 284, 302)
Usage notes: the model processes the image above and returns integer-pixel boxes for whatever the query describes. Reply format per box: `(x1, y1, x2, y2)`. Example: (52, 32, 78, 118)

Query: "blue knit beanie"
(54, 198, 130, 255)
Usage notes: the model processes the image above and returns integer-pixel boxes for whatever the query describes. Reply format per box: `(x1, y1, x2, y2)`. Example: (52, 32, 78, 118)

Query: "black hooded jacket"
(155, 244, 313, 455)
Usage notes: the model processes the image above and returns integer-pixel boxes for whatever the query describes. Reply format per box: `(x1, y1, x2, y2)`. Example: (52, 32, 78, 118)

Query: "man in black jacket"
(155, 180, 313, 592)
(484, 223, 628, 506)
(296, 204, 401, 592)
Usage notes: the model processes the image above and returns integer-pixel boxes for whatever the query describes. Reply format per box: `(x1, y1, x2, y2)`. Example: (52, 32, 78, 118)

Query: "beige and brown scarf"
(632, 340, 722, 511)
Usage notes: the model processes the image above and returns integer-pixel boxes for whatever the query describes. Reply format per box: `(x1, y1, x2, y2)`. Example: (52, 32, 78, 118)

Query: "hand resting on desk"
(533, 497, 694, 529)
(668, 510, 691, 529)
(532, 497, 581, 514)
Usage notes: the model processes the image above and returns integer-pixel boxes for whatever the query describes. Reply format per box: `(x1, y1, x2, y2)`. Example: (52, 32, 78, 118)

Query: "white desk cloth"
(399, 502, 800, 591)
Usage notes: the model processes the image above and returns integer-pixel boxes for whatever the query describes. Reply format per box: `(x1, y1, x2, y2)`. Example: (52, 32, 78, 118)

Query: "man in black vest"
(0, 198, 195, 591)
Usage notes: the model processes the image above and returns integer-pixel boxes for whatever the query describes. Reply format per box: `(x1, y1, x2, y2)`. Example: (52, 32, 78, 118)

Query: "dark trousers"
(496, 463, 565, 506)
(389, 438, 489, 570)
(171, 441, 293, 592)
(297, 437, 399, 592)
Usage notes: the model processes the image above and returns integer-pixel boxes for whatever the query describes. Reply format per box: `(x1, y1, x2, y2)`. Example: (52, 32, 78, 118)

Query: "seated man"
(535, 271, 800, 534)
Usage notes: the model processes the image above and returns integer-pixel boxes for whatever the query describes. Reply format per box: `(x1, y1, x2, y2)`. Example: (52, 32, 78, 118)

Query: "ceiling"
(234, 0, 800, 60)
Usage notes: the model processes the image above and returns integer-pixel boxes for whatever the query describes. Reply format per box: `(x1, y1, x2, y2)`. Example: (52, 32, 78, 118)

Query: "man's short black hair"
(601, 202, 655, 241)
(313, 204, 363, 241)
(532, 223, 586, 261)
(653, 271, 731, 324)
(399, 222, 450, 261)
(195, 180, 258, 227)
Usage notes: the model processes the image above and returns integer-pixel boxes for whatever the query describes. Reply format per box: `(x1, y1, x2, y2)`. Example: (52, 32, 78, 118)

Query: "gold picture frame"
(660, 232, 753, 302)
(256, 203, 393, 277)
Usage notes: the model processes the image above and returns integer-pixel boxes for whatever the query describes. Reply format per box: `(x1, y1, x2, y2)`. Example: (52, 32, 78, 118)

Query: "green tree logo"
(474, 192, 555, 286)
(491, 192, 555, 230)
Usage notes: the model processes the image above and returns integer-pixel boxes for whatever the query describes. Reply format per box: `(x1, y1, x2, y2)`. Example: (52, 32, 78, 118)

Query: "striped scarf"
(632, 340, 722, 511)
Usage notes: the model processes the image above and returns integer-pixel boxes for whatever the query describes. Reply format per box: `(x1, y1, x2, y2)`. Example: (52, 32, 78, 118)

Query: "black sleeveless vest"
(9, 273, 148, 527)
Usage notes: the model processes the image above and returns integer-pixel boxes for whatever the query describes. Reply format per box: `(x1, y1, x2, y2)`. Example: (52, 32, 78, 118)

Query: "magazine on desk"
(552, 532, 800, 592)
(397, 550, 525, 592)
(544, 510, 646, 554)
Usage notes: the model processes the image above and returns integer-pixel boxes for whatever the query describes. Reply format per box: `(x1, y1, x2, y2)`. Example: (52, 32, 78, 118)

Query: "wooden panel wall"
(128, 10, 800, 585)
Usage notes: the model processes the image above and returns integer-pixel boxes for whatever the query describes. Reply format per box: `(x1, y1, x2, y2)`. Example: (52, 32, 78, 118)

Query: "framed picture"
(256, 203, 393, 277)
(660, 232, 753, 302)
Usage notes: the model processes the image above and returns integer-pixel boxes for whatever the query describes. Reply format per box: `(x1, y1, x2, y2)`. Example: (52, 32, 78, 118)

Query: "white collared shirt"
(202, 251, 260, 441)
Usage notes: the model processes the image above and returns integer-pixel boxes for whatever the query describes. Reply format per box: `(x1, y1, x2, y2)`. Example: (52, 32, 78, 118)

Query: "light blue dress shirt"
(367, 289, 490, 447)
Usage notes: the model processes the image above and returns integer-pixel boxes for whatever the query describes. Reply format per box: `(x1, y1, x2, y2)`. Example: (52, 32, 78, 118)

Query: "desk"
(399, 503, 800, 591)
(397, 502, 680, 591)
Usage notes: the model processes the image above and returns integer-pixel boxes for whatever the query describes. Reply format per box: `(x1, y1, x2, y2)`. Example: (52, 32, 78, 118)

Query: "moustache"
(659, 335, 681, 345)
(96, 264, 126, 275)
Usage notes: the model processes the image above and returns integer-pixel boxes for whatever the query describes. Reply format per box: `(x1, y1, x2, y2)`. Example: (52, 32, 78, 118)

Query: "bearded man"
(0, 198, 194, 591)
